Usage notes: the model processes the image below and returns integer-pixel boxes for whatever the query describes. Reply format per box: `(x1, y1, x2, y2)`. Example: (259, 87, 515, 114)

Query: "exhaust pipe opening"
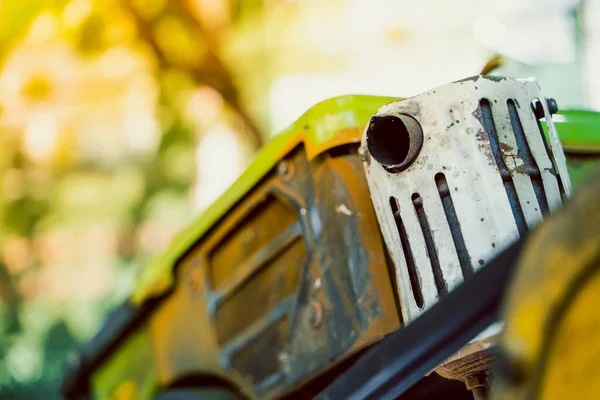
(366, 114, 423, 172)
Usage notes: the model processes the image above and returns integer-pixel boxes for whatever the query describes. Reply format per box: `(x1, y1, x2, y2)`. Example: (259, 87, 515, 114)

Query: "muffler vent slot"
(435, 173, 473, 280)
(412, 193, 447, 298)
(507, 99, 549, 215)
(389, 197, 424, 309)
(479, 98, 528, 238)
(530, 98, 566, 199)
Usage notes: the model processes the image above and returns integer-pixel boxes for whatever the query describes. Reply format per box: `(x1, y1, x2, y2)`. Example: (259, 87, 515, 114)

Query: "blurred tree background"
(0, 1, 266, 398)
(0, 0, 595, 398)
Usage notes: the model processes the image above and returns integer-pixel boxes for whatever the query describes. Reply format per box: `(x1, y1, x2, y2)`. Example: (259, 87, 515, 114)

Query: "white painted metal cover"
(362, 76, 571, 323)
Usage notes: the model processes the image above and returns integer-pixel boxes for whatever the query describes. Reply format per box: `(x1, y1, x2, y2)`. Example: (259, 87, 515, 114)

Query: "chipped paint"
(335, 204, 353, 216)
(313, 278, 322, 290)
(362, 76, 570, 325)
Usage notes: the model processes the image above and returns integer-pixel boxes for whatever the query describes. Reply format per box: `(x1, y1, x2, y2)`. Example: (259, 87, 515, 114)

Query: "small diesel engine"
(62, 76, 587, 400)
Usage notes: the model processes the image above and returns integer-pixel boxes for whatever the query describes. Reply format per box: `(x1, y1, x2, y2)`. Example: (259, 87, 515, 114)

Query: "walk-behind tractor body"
(62, 76, 600, 400)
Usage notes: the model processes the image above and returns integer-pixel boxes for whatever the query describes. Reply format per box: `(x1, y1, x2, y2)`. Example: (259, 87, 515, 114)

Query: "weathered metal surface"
(67, 91, 600, 400)
(144, 144, 399, 399)
(131, 95, 399, 305)
(316, 239, 524, 400)
(491, 171, 600, 400)
(436, 333, 498, 381)
(362, 76, 571, 324)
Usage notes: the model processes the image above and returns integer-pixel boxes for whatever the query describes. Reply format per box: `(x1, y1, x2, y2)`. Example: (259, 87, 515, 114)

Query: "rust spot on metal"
(513, 163, 530, 175)
(142, 146, 400, 398)
(475, 129, 499, 167)
(499, 142, 514, 153)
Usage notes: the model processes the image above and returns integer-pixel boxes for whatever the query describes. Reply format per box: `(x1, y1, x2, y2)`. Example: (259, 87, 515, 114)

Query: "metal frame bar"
(316, 239, 524, 400)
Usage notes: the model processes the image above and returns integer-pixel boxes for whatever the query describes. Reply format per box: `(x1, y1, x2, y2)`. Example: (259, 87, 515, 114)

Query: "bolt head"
(547, 98, 559, 115)
(277, 161, 294, 180)
(465, 374, 488, 390)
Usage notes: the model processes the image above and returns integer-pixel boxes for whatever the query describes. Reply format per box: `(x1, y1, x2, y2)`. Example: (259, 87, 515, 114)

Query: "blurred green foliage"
(0, 1, 263, 398)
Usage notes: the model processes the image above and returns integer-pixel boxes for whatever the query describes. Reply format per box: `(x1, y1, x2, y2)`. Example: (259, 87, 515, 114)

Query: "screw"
(308, 301, 324, 329)
(471, 386, 487, 400)
(465, 373, 488, 400)
(277, 161, 294, 180)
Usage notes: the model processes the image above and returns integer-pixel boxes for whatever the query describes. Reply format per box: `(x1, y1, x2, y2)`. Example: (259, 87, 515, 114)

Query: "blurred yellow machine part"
(492, 171, 600, 399)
